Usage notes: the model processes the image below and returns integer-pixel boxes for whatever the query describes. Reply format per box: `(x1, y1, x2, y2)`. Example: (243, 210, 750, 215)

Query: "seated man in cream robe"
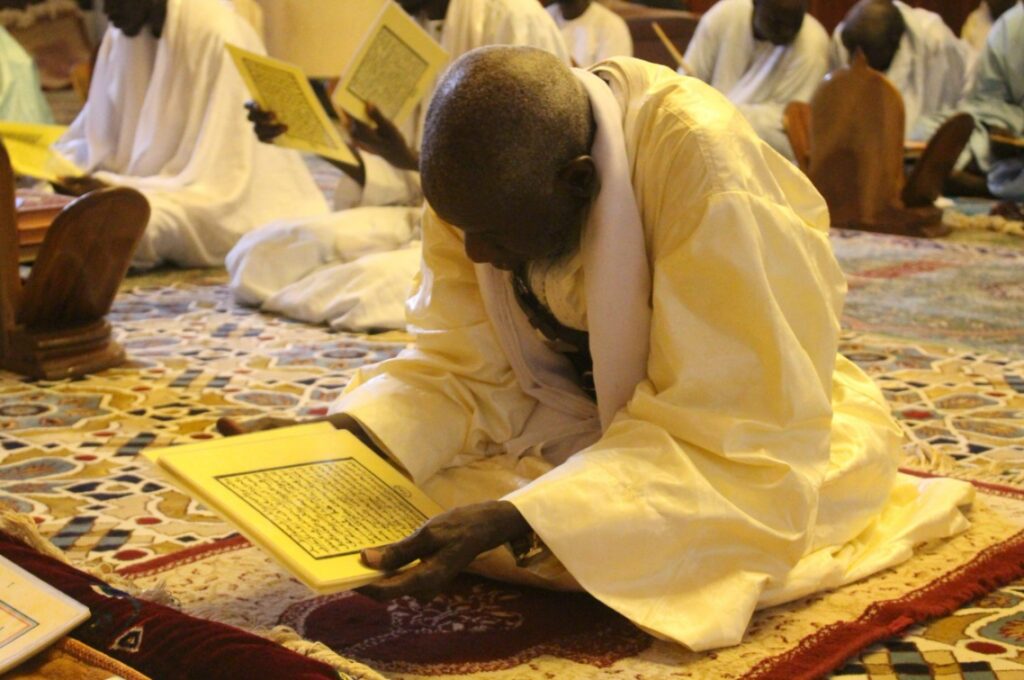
(0, 26, 53, 123)
(221, 47, 972, 651)
(52, 0, 327, 270)
(831, 0, 973, 140)
(546, 0, 633, 67)
(226, 0, 570, 332)
(682, 0, 829, 161)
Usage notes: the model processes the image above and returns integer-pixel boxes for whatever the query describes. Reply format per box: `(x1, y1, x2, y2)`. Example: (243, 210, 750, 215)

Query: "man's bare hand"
(53, 175, 108, 196)
(246, 101, 288, 143)
(216, 415, 297, 437)
(358, 501, 531, 601)
(346, 103, 419, 172)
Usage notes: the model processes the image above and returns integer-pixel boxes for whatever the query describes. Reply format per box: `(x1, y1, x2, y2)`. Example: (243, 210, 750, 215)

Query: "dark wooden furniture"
(0, 141, 149, 380)
(785, 54, 973, 238)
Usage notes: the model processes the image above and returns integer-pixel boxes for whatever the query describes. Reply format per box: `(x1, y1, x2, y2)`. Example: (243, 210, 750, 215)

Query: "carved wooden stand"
(0, 142, 149, 380)
(786, 53, 974, 238)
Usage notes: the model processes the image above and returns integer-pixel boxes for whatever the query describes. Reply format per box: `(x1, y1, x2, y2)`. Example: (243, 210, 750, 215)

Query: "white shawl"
(476, 68, 650, 443)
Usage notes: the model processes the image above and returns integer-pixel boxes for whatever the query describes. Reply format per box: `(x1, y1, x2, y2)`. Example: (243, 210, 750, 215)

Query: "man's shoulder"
(794, 12, 829, 52)
(174, 0, 258, 47)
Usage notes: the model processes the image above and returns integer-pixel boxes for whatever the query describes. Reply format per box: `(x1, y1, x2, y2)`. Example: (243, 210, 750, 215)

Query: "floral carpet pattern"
(0, 226, 1023, 678)
(833, 229, 1024, 355)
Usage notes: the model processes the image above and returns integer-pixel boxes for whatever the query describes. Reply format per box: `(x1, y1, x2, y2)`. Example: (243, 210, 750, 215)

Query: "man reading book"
(220, 46, 973, 652)
(227, 0, 571, 332)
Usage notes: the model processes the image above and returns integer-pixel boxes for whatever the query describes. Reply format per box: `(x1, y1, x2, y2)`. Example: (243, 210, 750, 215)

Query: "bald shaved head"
(752, 0, 807, 45)
(421, 46, 597, 270)
(841, 0, 906, 72)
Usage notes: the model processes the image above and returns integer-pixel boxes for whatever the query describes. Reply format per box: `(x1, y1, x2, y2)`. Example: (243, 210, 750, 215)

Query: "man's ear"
(558, 155, 598, 200)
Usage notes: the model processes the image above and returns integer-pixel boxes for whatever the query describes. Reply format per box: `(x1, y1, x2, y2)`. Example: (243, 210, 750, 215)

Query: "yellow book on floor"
(145, 422, 443, 593)
(0, 121, 81, 183)
(0, 555, 90, 674)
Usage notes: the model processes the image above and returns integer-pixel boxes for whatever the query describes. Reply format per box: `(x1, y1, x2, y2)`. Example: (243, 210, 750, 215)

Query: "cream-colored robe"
(227, 0, 571, 331)
(831, 1, 973, 139)
(682, 0, 829, 161)
(333, 58, 972, 651)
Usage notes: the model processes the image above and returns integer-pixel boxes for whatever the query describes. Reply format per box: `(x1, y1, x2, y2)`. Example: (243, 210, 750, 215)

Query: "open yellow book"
(145, 422, 443, 592)
(226, 45, 359, 166)
(332, 0, 449, 126)
(0, 121, 82, 183)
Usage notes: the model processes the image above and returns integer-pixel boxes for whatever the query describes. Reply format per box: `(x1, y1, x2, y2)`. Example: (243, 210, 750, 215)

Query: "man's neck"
(559, 0, 592, 21)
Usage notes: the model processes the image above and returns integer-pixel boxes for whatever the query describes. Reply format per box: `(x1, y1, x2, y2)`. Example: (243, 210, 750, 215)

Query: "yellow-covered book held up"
(145, 422, 443, 592)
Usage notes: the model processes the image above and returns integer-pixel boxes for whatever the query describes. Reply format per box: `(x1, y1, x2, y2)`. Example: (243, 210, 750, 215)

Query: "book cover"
(145, 423, 443, 592)
(0, 555, 90, 674)
(331, 0, 449, 126)
(0, 122, 81, 183)
(226, 44, 359, 166)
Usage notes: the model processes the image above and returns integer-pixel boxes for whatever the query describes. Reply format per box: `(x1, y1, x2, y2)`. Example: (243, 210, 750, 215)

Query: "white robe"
(547, 1, 633, 67)
(53, 0, 327, 269)
(0, 25, 53, 124)
(227, 0, 570, 331)
(682, 0, 829, 161)
(332, 58, 972, 651)
(830, 1, 973, 139)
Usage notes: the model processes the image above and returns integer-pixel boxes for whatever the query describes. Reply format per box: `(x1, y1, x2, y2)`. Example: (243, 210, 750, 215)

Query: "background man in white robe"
(546, 0, 633, 67)
(682, 0, 829, 161)
(0, 25, 53, 123)
(227, 0, 570, 332)
(221, 47, 972, 651)
(964, 2, 1024, 198)
(52, 0, 327, 270)
(831, 0, 973, 140)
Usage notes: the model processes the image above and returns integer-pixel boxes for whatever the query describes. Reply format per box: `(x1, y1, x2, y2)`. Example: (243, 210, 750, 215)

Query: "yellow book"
(0, 122, 81, 183)
(226, 45, 359, 166)
(145, 422, 443, 593)
(0, 556, 90, 674)
(331, 0, 449, 126)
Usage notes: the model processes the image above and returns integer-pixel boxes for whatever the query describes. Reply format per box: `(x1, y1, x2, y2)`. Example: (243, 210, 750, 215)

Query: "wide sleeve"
(332, 209, 538, 484)
(506, 106, 845, 650)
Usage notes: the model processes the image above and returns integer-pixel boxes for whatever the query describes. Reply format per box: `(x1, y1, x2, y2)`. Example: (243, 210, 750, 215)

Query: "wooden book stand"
(786, 52, 973, 237)
(0, 142, 150, 380)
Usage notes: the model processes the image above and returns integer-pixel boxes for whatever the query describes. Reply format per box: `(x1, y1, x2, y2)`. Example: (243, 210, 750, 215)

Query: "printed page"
(332, 1, 449, 125)
(147, 424, 443, 592)
(227, 44, 358, 166)
(0, 122, 81, 182)
(0, 556, 89, 674)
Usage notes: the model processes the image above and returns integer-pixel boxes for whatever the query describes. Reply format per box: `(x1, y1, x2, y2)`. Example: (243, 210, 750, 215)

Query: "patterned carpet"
(1, 226, 1023, 678)
(834, 229, 1024, 355)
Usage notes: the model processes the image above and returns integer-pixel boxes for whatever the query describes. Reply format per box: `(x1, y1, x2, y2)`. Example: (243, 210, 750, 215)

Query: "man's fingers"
(358, 553, 458, 601)
(256, 123, 288, 142)
(362, 525, 439, 572)
(365, 102, 389, 129)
